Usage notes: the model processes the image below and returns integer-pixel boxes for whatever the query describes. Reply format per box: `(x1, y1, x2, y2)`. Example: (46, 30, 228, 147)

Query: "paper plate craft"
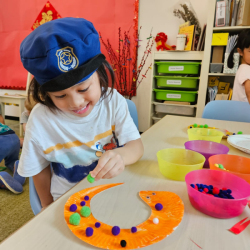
(188, 123, 242, 139)
(227, 134, 250, 155)
(64, 183, 184, 249)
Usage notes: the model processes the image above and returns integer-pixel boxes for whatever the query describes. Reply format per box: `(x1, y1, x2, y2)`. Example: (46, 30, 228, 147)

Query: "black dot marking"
(120, 240, 127, 247)
(146, 196, 150, 199)
(152, 192, 156, 195)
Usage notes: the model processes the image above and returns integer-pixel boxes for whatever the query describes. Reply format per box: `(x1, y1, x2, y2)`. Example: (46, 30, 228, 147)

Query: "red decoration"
(155, 32, 176, 51)
(31, 1, 62, 30)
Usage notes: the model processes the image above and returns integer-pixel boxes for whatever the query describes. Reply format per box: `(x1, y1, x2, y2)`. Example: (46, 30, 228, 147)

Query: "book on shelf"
(197, 24, 205, 51)
(179, 25, 195, 51)
(236, 0, 250, 26)
(215, 0, 227, 27)
(231, 0, 240, 26)
(200, 25, 207, 51)
(228, 88, 233, 100)
(191, 25, 197, 51)
(178, 21, 191, 33)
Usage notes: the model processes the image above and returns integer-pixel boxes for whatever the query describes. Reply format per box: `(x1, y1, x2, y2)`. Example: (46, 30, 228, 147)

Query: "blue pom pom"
(190, 184, 195, 188)
(84, 195, 90, 201)
(86, 227, 94, 237)
(95, 222, 101, 228)
(155, 203, 163, 211)
(209, 185, 213, 189)
(112, 226, 120, 236)
(80, 201, 86, 206)
(198, 189, 203, 192)
(131, 227, 137, 233)
(70, 204, 77, 212)
(196, 184, 200, 189)
(214, 194, 219, 197)
(227, 189, 232, 194)
(200, 184, 204, 189)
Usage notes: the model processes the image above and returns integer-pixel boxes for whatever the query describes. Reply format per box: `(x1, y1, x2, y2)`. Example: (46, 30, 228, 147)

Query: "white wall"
(134, 0, 209, 132)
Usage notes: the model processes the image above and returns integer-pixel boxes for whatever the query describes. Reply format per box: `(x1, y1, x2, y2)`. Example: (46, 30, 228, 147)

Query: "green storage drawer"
(155, 76, 199, 89)
(154, 89, 197, 102)
(155, 61, 201, 74)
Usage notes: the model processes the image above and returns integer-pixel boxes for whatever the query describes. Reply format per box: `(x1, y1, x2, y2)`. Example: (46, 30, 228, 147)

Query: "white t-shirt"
(18, 89, 140, 200)
(232, 64, 250, 102)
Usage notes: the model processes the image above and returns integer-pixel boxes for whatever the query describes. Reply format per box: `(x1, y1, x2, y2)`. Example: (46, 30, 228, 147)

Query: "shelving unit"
(148, 51, 207, 126)
(213, 26, 250, 32)
(208, 73, 235, 76)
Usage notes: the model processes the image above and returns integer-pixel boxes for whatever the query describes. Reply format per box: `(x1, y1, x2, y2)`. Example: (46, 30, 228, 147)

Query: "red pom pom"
(222, 187, 228, 191)
(212, 187, 220, 195)
(194, 185, 198, 190)
(203, 188, 209, 193)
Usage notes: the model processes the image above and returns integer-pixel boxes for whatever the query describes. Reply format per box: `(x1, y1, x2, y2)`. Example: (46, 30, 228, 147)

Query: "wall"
(134, 0, 209, 132)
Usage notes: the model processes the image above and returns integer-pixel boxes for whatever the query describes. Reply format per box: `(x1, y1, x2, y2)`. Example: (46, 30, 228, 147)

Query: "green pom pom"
(204, 124, 208, 128)
(218, 164, 224, 169)
(87, 174, 95, 183)
(69, 213, 81, 225)
(237, 131, 243, 134)
(193, 123, 198, 128)
(80, 206, 91, 217)
(199, 125, 204, 128)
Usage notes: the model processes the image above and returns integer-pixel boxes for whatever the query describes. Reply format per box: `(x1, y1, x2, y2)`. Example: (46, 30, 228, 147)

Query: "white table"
(0, 95, 26, 136)
(1, 116, 250, 250)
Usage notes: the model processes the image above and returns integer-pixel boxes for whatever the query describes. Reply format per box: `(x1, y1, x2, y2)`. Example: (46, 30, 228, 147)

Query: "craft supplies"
(64, 183, 184, 249)
(80, 206, 91, 217)
(87, 174, 95, 183)
(69, 213, 81, 226)
(155, 203, 163, 211)
(69, 204, 77, 212)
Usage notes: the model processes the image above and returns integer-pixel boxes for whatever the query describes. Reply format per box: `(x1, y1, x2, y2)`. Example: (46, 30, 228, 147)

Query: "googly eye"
(152, 192, 156, 195)
(146, 196, 150, 199)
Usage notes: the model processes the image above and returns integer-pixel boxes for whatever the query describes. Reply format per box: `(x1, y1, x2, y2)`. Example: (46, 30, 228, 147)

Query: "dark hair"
(28, 60, 115, 111)
(227, 30, 250, 69)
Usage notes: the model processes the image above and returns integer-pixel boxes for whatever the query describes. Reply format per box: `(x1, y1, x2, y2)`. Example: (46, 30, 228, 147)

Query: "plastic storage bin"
(154, 89, 197, 102)
(152, 112, 166, 124)
(157, 148, 205, 181)
(185, 169, 250, 218)
(155, 61, 201, 75)
(209, 63, 223, 73)
(155, 76, 199, 89)
(153, 102, 195, 116)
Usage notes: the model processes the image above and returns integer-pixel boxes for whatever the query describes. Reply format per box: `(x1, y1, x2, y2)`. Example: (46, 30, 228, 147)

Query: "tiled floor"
(5, 119, 21, 137)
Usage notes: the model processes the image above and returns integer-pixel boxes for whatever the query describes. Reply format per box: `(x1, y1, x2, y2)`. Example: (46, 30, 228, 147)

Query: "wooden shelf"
(208, 73, 235, 76)
(154, 51, 204, 60)
(152, 101, 197, 108)
(213, 26, 250, 32)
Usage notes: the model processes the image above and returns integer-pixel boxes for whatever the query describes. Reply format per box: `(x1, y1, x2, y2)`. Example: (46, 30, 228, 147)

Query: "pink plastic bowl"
(184, 140, 229, 168)
(185, 169, 250, 219)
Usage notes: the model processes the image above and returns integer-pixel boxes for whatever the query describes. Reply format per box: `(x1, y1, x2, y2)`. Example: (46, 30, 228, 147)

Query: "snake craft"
(64, 183, 184, 249)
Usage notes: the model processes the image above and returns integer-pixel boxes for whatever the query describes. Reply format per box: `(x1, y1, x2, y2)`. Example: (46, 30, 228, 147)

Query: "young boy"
(0, 123, 25, 194)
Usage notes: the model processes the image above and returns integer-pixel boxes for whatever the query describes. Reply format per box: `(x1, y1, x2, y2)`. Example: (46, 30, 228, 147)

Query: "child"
(227, 30, 250, 103)
(19, 96, 37, 147)
(18, 18, 144, 209)
(0, 123, 25, 194)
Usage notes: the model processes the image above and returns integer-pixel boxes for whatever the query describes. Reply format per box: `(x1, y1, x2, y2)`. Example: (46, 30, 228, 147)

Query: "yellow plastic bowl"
(157, 148, 205, 181)
(188, 128, 224, 143)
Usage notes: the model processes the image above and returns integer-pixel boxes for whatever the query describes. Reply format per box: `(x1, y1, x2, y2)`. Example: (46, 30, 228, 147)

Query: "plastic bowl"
(157, 148, 205, 181)
(184, 140, 229, 168)
(185, 169, 250, 219)
(209, 154, 250, 184)
(188, 128, 224, 143)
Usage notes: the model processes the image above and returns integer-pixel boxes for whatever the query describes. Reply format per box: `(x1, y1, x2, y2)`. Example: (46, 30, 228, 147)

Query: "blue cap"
(20, 17, 105, 91)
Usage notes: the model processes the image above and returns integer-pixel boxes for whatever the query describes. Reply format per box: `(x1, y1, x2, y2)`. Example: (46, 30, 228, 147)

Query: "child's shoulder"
(238, 64, 250, 72)
(104, 88, 126, 106)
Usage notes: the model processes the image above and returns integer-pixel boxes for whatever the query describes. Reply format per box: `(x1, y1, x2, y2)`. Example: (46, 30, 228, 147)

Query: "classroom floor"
(0, 119, 34, 243)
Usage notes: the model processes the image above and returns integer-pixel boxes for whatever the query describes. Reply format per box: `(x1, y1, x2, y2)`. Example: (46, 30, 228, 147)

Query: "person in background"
(0, 123, 25, 194)
(19, 96, 37, 147)
(227, 30, 250, 103)
(0, 106, 5, 124)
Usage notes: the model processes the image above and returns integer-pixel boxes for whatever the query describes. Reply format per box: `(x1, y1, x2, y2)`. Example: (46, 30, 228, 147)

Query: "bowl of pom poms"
(187, 126, 224, 143)
(185, 169, 250, 218)
(209, 154, 250, 184)
(157, 148, 205, 181)
(184, 140, 229, 168)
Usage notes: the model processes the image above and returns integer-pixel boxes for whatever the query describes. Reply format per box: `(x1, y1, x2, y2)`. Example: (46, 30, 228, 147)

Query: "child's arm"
(33, 164, 53, 209)
(244, 80, 250, 104)
(91, 138, 144, 181)
(23, 123, 27, 132)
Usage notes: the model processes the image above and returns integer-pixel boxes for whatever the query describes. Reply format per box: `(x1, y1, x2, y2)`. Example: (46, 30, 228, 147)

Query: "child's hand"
(90, 151, 125, 181)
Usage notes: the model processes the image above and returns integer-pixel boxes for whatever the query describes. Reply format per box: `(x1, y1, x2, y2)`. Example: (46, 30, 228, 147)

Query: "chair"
(202, 100, 250, 123)
(126, 99, 139, 129)
(29, 99, 139, 215)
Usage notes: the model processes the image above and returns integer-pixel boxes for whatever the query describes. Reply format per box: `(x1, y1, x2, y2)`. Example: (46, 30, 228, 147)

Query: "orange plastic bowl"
(209, 154, 250, 184)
